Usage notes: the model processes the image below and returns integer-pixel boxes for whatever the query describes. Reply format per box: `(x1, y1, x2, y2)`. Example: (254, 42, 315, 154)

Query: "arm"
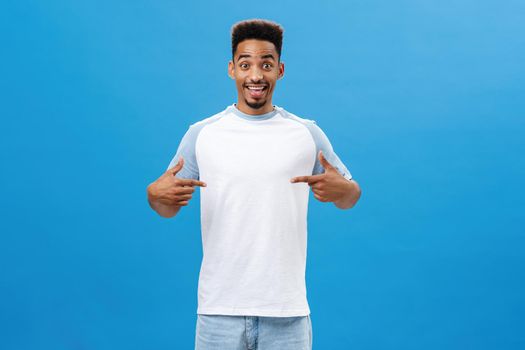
(147, 184, 183, 218)
(291, 150, 362, 209)
(333, 178, 362, 210)
(149, 124, 203, 218)
(146, 157, 206, 218)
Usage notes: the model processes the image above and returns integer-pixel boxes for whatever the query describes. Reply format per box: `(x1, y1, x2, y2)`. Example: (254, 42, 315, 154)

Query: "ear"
(228, 60, 235, 79)
(278, 61, 285, 80)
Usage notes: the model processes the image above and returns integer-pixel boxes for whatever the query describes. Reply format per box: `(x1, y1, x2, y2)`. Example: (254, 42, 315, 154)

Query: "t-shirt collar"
(229, 103, 278, 121)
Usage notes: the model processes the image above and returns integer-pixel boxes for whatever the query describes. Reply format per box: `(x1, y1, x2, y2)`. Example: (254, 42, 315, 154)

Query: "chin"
(245, 99, 267, 110)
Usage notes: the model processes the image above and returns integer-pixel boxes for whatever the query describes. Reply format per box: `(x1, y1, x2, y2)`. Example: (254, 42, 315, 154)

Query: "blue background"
(1, 0, 524, 349)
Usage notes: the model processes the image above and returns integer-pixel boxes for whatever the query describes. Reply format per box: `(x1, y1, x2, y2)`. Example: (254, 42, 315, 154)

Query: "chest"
(195, 121, 316, 182)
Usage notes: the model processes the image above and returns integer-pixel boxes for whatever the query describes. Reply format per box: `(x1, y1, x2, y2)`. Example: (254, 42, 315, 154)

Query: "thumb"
(318, 150, 335, 171)
(168, 156, 184, 175)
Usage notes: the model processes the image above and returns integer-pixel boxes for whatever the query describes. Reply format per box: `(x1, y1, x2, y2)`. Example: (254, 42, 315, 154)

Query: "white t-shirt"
(167, 103, 353, 317)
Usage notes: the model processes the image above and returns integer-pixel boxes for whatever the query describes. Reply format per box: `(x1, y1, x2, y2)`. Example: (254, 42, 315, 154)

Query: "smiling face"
(228, 39, 285, 115)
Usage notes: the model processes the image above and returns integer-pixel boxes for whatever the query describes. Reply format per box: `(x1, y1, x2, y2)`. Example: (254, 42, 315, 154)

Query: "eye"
(240, 63, 249, 69)
(263, 63, 272, 70)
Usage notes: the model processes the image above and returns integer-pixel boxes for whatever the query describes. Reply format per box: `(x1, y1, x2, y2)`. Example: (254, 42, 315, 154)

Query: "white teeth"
(246, 86, 265, 90)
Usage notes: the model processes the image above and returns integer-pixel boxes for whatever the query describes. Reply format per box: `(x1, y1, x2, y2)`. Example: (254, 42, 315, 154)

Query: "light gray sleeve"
(305, 121, 353, 180)
(166, 125, 200, 180)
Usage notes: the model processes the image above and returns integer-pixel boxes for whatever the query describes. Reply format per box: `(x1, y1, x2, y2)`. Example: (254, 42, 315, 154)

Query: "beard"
(245, 98, 267, 110)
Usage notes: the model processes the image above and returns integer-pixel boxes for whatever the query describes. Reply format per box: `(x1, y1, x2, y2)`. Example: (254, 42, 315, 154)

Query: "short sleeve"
(307, 121, 353, 181)
(166, 125, 200, 180)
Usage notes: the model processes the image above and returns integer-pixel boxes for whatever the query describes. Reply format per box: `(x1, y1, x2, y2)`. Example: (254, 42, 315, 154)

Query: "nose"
(249, 66, 264, 82)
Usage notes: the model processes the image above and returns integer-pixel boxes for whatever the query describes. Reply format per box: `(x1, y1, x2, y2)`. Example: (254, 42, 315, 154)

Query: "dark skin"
(228, 39, 284, 115)
(147, 157, 206, 218)
(291, 150, 361, 209)
(147, 39, 361, 218)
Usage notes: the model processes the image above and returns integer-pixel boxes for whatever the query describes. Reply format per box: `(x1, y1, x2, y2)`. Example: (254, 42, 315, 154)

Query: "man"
(147, 19, 361, 350)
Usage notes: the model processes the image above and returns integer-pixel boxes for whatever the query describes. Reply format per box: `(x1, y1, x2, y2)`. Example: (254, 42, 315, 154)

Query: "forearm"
(334, 179, 361, 209)
(149, 198, 182, 218)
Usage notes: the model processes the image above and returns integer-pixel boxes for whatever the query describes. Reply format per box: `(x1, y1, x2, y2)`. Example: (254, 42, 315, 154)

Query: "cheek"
(270, 72, 280, 83)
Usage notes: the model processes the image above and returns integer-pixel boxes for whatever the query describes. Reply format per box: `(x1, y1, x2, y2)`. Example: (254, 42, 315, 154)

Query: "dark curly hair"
(231, 19, 284, 62)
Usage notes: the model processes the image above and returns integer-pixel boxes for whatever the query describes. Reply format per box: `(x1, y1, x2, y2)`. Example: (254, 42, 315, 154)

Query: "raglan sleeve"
(166, 125, 200, 180)
(308, 121, 353, 181)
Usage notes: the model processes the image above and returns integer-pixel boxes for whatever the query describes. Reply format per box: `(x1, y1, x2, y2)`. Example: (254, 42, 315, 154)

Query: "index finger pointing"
(177, 178, 207, 187)
(291, 175, 310, 183)
(290, 174, 324, 184)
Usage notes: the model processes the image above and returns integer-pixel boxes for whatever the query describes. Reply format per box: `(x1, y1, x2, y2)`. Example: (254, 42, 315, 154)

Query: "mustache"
(244, 81, 269, 86)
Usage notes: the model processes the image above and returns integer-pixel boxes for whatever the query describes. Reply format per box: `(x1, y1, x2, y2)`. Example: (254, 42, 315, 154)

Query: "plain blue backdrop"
(1, 0, 524, 349)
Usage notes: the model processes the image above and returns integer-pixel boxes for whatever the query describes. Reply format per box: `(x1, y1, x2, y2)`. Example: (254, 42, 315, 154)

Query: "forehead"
(235, 39, 278, 59)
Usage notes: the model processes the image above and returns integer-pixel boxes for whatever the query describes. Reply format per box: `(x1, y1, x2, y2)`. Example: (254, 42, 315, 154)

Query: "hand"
(290, 150, 350, 203)
(147, 157, 207, 207)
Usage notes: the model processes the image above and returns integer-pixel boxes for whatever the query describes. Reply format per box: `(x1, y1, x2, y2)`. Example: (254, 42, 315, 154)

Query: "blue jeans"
(194, 314, 313, 350)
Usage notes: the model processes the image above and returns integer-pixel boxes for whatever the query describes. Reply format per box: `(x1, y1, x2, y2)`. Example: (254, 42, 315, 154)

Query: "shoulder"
(276, 106, 317, 127)
(188, 108, 228, 130)
(276, 106, 328, 141)
(181, 107, 229, 141)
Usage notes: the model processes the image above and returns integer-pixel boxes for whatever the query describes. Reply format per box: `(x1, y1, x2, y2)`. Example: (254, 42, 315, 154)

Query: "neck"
(235, 100, 274, 115)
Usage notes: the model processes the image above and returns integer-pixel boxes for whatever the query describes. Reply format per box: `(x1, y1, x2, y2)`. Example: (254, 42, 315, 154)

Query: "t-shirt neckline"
(230, 103, 279, 121)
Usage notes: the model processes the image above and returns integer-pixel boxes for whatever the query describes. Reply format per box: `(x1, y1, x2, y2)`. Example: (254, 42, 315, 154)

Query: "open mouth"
(245, 85, 268, 98)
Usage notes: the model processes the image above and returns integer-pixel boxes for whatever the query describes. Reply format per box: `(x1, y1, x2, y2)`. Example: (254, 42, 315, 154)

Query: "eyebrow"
(237, 53, 276, 61)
